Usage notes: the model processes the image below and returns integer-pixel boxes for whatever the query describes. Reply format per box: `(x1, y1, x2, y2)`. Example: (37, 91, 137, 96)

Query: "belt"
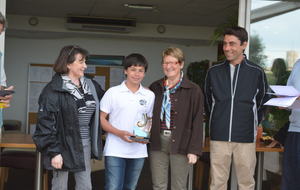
(161, 130, 172, 137)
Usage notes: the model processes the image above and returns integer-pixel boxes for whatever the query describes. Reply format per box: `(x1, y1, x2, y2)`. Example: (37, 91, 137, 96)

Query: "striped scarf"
(61, 75, 95, 113)
(160, 72, 183, 129)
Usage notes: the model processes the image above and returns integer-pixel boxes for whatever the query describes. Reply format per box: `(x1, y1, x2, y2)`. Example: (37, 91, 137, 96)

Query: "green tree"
(249, 34, 267, 68)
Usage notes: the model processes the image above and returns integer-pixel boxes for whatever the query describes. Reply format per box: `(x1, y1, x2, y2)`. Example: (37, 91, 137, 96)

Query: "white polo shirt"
(100, 81, 155, 158)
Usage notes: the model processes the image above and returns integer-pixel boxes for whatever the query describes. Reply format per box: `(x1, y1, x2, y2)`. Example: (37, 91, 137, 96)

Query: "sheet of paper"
(93, 76, 106, 89)
(270, 85, 300, 97)
(29, 83, 47, 112)
(264, 96, 298, 107)
(110, 67, 124, 87)
(29, 66, 53, 82)
(85, 65, 96, 74)
(30, 124, 36, 135)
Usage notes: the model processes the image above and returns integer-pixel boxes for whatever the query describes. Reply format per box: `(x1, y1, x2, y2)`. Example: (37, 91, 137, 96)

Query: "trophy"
(130, 113, 152, 143)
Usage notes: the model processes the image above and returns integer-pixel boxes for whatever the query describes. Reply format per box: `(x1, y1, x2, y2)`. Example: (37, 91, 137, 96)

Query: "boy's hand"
(117, 130, 134, 143)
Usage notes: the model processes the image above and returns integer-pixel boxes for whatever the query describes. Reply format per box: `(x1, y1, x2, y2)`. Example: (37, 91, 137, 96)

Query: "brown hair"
(53, 45, 88, 74)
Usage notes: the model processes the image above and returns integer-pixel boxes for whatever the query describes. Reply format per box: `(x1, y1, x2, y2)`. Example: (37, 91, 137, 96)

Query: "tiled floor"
(3, 159, 152, 190)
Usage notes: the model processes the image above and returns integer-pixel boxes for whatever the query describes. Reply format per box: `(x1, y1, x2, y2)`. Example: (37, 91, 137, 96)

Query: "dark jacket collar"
(49, 73, 68, 92)
(225, 56, 247, 66)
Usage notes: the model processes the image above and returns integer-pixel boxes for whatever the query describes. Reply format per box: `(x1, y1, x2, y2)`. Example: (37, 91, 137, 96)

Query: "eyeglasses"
(162, 61, 179, 66)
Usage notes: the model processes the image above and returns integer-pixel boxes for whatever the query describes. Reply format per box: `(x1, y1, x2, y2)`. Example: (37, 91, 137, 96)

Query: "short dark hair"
(53, 45, 89, 74)
(123, 53, 148, 72)
(0, 12, 7, 32)
(223, 26, 248, 44)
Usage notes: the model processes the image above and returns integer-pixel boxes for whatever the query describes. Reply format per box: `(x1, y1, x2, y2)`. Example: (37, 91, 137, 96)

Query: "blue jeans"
(105, 156, 145, 190)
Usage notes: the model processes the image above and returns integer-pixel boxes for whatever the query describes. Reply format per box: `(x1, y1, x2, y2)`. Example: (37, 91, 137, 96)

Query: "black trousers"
(281, 132, 300, 190)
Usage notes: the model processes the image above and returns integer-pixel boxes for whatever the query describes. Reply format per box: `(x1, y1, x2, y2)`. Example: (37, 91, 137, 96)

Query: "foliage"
(249, 34, 267, 68)
(186, 60, 210, 90)
(187, 60, 210, 136)
(211, 13, 238, 46)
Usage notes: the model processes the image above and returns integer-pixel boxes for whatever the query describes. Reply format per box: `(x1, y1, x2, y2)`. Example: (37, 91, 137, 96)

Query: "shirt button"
(174, 99, 178, 102)
(174, 112, 178, 114)
(172, 139, 175, 142)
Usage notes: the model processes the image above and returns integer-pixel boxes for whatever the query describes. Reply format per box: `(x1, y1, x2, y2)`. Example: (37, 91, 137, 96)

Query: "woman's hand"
(51, 154, 63, 169)
(187, 153, 198, 164)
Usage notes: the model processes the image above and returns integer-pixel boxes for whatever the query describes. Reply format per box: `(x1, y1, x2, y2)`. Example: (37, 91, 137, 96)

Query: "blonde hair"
(162, 47, 185, 63)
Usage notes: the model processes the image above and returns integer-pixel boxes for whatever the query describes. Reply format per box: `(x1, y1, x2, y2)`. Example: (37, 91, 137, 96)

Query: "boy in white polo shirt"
(100, 53, 155, 190)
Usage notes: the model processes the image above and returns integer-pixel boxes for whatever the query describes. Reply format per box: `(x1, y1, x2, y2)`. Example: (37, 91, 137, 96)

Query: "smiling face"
(124, 65, 145, 86)
(67, 53, 87, 79)
(162, 55, 183, 80)
(223, 34, 247, 64)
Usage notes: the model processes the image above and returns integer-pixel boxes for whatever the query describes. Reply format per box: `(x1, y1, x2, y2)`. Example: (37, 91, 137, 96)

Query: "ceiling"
(6, 0, 239, 27)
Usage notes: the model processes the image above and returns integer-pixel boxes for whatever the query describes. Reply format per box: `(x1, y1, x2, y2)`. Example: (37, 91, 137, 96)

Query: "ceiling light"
(124, 4, 156, 10)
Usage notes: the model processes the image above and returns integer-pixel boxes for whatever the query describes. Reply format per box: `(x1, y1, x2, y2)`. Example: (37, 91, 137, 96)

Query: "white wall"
(3, 36, 217, 132)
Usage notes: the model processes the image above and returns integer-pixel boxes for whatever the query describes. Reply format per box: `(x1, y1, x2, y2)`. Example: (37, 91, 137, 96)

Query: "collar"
(225, 57, 247, 66)
(119, 81, 147, 95)
(158, 75, 194, 89)
(50, 74, 67, 92)
(50, 74, 86, 92)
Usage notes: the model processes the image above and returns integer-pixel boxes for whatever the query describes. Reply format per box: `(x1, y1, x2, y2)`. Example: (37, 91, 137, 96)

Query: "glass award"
(130, 113, 152, 143)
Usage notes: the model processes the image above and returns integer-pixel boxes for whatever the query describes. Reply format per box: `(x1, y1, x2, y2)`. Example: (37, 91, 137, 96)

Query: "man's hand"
(51, 154, 63, 169)
(266, 140, 282, 148)
(187, 153, 198, 164)
(0, 86, 14, 107)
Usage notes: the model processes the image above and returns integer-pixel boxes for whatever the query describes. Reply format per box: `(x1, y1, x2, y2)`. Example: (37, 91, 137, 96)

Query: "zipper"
(228, 63, 241, 142)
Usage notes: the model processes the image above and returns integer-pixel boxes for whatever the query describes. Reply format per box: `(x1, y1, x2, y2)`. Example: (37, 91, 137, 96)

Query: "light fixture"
(124, 4, 156, 10)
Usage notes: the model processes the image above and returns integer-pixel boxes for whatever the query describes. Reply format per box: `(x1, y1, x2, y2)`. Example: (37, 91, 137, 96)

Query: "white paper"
(270, 85, 300, 97)
(265, 85, 300, 108)
(29, 83, 47, 112)
(29, 66, 53, 82)
(110, 67, 124, 87)
(93, 76, 106, 89)
(30, 124, 36, 135)
(85, 65, 96, 74)
(264, 97, 298, 108)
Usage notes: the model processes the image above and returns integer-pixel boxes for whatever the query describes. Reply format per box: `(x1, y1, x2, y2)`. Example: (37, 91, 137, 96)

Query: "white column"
(238, 0, 251, 55)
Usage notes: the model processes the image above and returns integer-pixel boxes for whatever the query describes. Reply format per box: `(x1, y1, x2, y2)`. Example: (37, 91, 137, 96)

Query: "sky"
(250, 0, 300, 68)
